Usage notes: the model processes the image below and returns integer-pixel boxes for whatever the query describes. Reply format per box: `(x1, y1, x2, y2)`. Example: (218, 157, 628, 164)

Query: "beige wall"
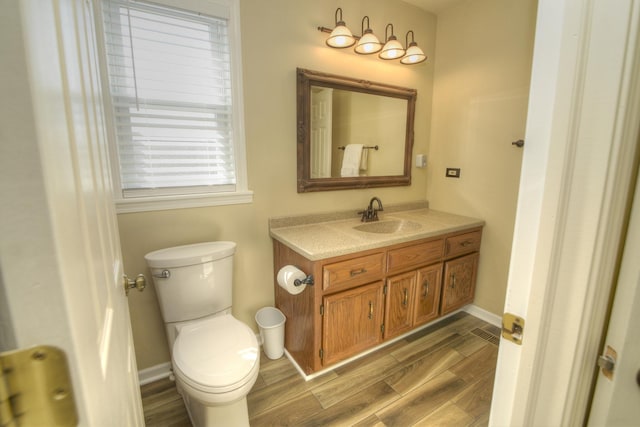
(427, 0, 537, 314)
(119, 0, 437, 370)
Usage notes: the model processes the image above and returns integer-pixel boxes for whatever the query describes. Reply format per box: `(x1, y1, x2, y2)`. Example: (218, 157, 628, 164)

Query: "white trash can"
(255, 307, 286, 359)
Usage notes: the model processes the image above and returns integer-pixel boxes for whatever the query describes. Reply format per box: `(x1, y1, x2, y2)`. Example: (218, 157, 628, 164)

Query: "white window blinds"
(101, 0, 236, 197)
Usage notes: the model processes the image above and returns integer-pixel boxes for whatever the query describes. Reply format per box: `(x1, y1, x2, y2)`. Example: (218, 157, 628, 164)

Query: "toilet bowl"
(172, 315, 259, 426)
(144, 241, 259, 427)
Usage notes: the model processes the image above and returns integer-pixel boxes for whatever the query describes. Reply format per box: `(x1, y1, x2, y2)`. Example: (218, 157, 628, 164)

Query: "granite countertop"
(269, 202, 485, 261)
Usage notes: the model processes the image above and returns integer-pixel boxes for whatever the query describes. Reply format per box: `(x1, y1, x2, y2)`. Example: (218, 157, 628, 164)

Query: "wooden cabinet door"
(414, 263, 442, 326)
(441, 253, 479, 315)
(322, 281, 384, 365)
(384, 272, 417, 339)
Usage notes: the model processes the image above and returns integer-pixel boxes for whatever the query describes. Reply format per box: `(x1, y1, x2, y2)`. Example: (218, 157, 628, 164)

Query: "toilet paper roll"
(277, 265, 307, 295)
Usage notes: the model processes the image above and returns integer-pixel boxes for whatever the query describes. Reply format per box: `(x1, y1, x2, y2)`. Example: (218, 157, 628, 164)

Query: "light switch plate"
(415, 154, 426, 168)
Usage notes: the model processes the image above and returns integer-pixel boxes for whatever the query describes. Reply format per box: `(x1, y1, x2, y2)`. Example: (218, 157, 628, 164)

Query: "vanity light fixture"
(400, 30, 427, 64)
(354, 16, 382, 54)
(318, 9, 427, 65)
(325, 8, 356, 48)
(379, 24, 405, 60)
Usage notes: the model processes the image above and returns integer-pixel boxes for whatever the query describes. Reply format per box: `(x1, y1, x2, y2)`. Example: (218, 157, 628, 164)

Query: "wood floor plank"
(352, 414, 386, 427)
(390, 314, 484, 363)
(413, 401, 474, 426)
(384, 346, 465, 395)
(449, 345, 499, 383)
(256, 353, 301, 386)
(450, 332, 489, 357)
(333, 338, 408, 376)
(452, 371, 496, 419)
(300, 381, 400, 426)
(404, 312, 468, 342)
(376, 370, 467, 426)
(467, 411, 490, 427)
(249, 391, 323, 426)
(390, 331, 462, 364)
(247, 366, 336, 417)
(311, 354, 402, 408)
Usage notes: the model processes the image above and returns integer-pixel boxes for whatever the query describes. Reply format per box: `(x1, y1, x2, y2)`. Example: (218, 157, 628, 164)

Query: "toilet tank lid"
(144, 241, 236, 268)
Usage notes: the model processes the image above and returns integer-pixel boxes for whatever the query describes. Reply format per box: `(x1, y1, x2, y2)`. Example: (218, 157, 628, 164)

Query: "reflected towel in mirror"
(359, 147, 368, 172)
(340, 144, 363, 177)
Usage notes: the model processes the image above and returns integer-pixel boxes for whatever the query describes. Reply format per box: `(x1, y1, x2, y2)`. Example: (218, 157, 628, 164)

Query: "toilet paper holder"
(294, 274, 314, 287)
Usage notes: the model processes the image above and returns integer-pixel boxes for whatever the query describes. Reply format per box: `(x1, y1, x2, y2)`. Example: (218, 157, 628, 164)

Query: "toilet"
(144, 241, 259, 427)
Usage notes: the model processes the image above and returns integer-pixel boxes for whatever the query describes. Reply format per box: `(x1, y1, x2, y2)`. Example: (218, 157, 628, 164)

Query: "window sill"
(114, 190, 253, 214)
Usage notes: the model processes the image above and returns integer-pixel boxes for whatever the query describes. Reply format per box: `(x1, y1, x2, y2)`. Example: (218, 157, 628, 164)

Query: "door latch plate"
(501, 313, 525, 345)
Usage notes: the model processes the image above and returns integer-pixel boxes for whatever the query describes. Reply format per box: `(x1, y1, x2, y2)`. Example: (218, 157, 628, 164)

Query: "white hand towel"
(340, 144, 363, 177)
(359, 147, 368, 171)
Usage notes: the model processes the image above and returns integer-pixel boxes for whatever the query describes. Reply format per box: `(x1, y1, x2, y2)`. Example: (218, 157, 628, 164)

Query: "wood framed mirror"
(296, 68, 417, 192)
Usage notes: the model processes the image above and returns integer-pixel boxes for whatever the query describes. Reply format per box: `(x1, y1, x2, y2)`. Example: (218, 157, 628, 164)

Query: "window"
(98, 0, 251, 212)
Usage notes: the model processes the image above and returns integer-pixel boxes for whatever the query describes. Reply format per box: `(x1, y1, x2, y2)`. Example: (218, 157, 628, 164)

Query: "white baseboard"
(138, 361, 172, 386)
(463, 304, 502, 327)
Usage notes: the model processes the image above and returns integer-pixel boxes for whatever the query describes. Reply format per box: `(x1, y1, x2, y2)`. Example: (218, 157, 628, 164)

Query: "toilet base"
(182, 392, 249, 427)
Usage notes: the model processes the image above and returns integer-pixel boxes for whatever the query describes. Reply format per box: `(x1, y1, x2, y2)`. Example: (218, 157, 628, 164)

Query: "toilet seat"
(172, 314, 259, 398)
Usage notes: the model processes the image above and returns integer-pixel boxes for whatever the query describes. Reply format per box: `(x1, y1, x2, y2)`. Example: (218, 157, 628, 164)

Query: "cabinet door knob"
(368, 301, 373, 319)
(402, 288, 409, 306)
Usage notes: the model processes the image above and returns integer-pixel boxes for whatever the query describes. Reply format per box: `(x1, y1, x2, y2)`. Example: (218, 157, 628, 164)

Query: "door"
(441, 254, 478, 316)
(322, 282, 384, 365)
(384, 272, 416, 339)
(414, 263, 442, 326)
(587, 166, 640, 425)
(0, 0, 143, 425)
(489, 0, 640, 424)
(310, 87, 333, 178)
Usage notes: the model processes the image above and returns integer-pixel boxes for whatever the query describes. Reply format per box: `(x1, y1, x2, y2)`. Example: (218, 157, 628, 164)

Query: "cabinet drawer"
(445, 230, 482, 258)
(387, 239, 444, 273)
(323, 252, 385, 292)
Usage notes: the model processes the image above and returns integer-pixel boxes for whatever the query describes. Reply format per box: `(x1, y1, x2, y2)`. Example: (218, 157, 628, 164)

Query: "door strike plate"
(502, 313, 525, 345)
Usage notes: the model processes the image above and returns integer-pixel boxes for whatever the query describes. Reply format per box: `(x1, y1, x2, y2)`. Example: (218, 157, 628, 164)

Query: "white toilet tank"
(144, 241, 236, 323)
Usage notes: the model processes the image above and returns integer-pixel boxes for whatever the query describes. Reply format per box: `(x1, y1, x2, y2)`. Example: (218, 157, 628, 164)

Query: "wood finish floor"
(141, 312, 500, 426)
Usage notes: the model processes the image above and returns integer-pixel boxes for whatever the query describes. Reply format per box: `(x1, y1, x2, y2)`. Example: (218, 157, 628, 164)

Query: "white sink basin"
(353, 219, 422, 234)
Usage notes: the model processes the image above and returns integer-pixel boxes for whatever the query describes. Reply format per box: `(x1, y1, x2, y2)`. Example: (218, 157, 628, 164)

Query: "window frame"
(95, 0, 252, 213)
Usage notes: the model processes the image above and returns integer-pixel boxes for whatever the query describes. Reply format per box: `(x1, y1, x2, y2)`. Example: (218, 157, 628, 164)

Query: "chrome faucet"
(358, 197, 384, 222)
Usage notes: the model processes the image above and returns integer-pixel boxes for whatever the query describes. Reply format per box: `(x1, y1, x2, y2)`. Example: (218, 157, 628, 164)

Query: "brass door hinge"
(501, 313, 525, 345)
(0, 345, 78, 427)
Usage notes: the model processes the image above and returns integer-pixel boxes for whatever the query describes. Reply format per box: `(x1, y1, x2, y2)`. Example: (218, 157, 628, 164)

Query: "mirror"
(296, 68, 417, 192)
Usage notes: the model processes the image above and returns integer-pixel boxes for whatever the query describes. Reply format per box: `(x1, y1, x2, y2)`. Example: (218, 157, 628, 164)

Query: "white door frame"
(490, 0, 640, 425)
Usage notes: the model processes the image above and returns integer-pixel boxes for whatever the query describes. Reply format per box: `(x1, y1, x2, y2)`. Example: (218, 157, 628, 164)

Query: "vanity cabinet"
(272, 225, 482, 374)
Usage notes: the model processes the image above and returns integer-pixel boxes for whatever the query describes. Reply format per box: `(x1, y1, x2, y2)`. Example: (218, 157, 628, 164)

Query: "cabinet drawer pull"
(460, 240, 473, 247)
(422, 280, 429, 298)
(451, 274, 456, 289)
(403, 288, 408, 306)
(368, 301, 373, 319)
(350, 268, 367, 277)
